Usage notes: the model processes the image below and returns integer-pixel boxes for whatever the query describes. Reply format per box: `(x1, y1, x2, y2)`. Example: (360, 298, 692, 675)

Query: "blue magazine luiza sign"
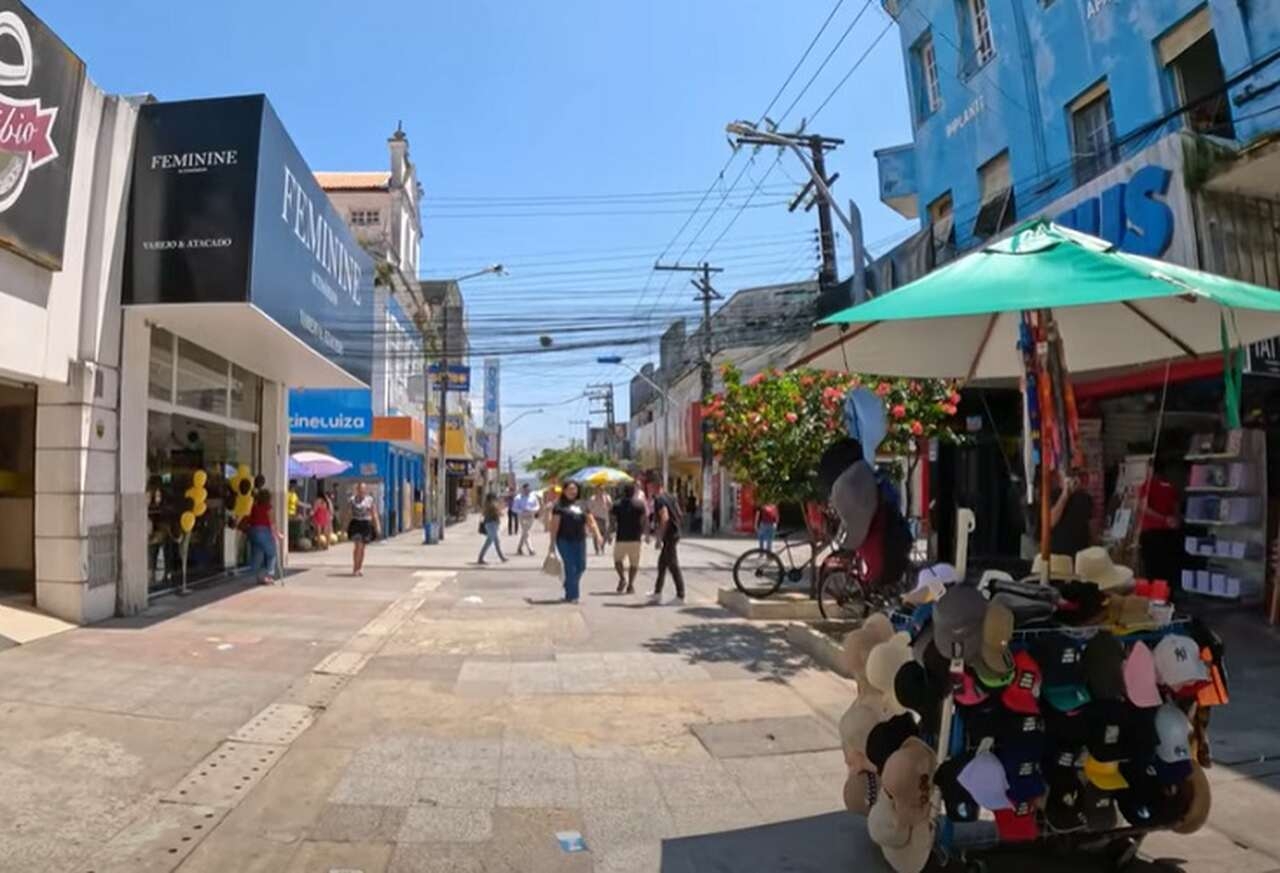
(289, 388, 374, 436)
(124, 94, 374, 385)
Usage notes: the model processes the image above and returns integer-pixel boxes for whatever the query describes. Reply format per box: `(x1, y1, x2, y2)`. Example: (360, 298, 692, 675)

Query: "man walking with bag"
(611, 483, 647, 594)
(649, 481, 686, 605)
(512, 483, 541, 556)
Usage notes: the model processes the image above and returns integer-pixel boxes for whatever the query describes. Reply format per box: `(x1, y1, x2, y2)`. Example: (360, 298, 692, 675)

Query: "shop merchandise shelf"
(1184, 452, 1243, 461)
(1181, 429, 1266, 604)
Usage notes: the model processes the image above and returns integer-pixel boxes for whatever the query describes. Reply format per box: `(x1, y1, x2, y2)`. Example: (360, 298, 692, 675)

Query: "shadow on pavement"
(96, 572, 275, 630)
(642, 619, 810, 679)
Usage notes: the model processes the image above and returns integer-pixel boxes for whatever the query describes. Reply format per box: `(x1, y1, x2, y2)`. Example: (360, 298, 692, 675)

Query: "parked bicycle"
(731, 531, 831, 599)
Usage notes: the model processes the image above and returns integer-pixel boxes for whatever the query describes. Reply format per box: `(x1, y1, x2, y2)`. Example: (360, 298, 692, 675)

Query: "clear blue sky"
(37, 0, 915, 469)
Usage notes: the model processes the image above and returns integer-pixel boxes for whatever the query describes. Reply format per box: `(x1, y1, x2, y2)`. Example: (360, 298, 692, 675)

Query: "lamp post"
(497, 407, 543, 491)
(598, 356, 669, 491)
(422, 264, 505, 543)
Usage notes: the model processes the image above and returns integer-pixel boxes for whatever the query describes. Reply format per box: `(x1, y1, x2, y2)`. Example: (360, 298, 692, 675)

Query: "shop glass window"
(176, 339, 228, 416)
(149, 328, 174, 402)
(1159, 11, 1234, 139)
(229, 365, 261, 423)
(974, 150, 1016, 238)
(1070, 83, 1118, 185)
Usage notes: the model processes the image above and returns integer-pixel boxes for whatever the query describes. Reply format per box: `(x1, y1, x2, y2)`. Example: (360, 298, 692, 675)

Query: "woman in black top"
(547, 482, 602, 603)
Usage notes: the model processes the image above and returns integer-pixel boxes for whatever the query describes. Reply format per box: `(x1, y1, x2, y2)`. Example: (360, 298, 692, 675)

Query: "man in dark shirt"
(650, 483, 686, 604)
(611, 483, 648, 594)
(1048, 468, 1094, 557)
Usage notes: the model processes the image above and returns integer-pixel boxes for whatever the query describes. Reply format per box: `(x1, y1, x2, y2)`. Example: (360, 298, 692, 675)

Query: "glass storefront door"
(0, 379, 36, 595)
(146, 330, 261, 593)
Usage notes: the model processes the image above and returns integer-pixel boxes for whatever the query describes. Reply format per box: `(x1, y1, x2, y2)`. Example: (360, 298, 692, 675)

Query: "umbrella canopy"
(288, 451, 352, 479)
(567, 466, 634, 487)
(797, 220, 1280, 380)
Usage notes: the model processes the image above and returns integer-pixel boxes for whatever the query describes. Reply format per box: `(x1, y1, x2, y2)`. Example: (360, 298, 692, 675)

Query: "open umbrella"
(567, 466, 634, 487)
(801, 220, 1280, 572)
(794, 220, 1280, 380)
(288, 451, 352, 479)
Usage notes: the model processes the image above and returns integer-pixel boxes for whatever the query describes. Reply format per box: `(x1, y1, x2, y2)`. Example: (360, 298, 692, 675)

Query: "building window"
(350, 209, 381, 227)
(1070, 82, 1118, 185)
(974, 150, 1015, 238)
(970, 0, 995, 65)
(913, 34, 943, 118)
(1159, 9, 1234, 138)
(928, 191, 956, 260)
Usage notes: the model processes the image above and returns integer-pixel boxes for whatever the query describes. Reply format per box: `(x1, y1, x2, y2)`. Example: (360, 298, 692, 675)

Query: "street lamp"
(598, 356, 669, 491)
(422, 264, 506, 544)
(496, 407, 544, 488)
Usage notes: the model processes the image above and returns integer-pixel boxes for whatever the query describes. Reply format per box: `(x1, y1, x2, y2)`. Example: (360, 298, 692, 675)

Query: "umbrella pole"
(1037, 309, 1054, 583)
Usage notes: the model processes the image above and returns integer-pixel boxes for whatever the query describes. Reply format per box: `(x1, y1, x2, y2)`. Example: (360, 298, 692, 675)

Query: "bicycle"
(731, 530, 834, 599)
(815, 543, 923, 621)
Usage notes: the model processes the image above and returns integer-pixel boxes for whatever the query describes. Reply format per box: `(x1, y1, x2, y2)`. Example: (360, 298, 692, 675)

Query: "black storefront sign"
(0, 1, 85, 270)
(1247, 336, 1280, 378)
(124, 94, 374, 385)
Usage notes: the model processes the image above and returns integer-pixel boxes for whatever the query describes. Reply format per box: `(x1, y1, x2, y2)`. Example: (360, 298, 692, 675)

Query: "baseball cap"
(992, 591, 1057, 625)
(955, 669, 990, 707)
(980, 601, 1015, 675)
(843, 767, 878, 816)
(840, 613, 895, 686)
(1079, 781, 1120, 830)
(1153, 634, 1211, 690)
(882, 737, 936, 827)
(866, 713, 919, 773)
(934, 754, 979, 823)
(1043, 684, 1091, 714)
(1123, 641, 1162, 708)
(1043, 705, 1090, 751)
(1035, 636, 1086, 687)
(1116, 759, 1168, 828)
(880, 818, 935, 873)
(840, 697, 891, 769)
(1154, 703, 1193, 764)
(1001, 650, 1043, 715)
(894, 662, 942, 738)
(1085, 699, 1131, 762)
(1084, 633, 1127, 701)
(867, 792, 911, 849)
(994, 801, 1039, 842)
(1082, 752, 1128, 791)
(932, 584, 987, 664)
(999, 745, 1047, 803)
(904, 562, 956, 604)
(958, 750, 1012, 811)
(1054, 579, 1108, 625)
(1170, 763, 1211, 835)
(1043, 760, 1085, 832)
(914, 626, 952, 691)
(866, 633, 914, 703)
(1153, 757, 1193, 785)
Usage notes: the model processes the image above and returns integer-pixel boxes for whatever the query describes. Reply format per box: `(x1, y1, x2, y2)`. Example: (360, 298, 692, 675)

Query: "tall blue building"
(871, 0, 1280, 285)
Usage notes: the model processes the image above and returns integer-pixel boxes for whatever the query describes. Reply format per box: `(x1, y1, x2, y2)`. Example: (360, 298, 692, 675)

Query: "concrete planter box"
(784, 621, 860, 678)
(717, 587, 824, 621)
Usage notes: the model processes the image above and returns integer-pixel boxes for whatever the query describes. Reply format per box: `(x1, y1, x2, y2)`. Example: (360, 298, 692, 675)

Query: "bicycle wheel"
(817, 555, 869, 621)
(732, 548, 786, 599)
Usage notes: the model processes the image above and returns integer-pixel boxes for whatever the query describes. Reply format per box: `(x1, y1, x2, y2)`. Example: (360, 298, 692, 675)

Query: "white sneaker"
(647, 593, 663, 605)
(673, 596, 686, 605)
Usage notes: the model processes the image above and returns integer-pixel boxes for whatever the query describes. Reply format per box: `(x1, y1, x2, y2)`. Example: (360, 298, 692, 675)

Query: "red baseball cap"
(994, 801, 1039, 842)
(1001, 650, 1042, 715)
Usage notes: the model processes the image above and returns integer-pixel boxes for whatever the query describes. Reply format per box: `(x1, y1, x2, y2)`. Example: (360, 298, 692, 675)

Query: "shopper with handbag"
(476, 493, 508, 565)
(547, 481, 601, 603)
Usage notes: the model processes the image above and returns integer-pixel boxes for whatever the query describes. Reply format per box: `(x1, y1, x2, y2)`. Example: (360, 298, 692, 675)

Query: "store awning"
(372, 416, 426, 454)
(130, 302, 365, 389)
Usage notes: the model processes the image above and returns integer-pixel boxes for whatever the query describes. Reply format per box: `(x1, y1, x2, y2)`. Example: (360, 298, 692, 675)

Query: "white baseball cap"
(1153, 634, 1209, 689)
(1154, 703, 1193, 764)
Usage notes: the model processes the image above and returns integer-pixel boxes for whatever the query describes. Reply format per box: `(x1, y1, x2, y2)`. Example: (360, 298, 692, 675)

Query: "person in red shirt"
(755, 502, 780, 552)
(241, 489, 282, 584)
(1138, 457, 1182, 591)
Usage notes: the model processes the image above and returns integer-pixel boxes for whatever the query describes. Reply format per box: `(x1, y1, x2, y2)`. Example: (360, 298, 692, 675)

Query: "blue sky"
(37, 0, 914, 469)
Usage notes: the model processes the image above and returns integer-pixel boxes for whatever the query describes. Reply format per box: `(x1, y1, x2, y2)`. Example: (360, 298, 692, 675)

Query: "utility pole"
(786, 134, 843, 291)
(654, 261, 722, 536)
(569, 419, 591, 452)
(585, 383, 617, 460)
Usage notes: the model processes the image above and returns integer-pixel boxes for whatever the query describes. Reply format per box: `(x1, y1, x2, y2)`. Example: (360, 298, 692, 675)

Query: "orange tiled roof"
(314, 171, 391, 190)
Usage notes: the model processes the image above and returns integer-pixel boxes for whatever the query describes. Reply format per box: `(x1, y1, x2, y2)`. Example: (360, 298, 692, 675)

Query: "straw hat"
(1075, 547, 1134, 591)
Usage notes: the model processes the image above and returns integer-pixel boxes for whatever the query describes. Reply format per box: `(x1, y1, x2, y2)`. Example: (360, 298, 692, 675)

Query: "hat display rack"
(843, 595, 1228, 873)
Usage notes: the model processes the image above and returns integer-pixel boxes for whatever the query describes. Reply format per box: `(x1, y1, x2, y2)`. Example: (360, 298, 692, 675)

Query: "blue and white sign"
(428, 362, 471, 392)
(289, 388, 373, 436)
(484, 357, 500, 432)
(1055, 165, 1173, 257)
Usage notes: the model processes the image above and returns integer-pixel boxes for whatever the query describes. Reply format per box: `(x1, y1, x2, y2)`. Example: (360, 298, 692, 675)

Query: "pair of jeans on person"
(247, 525, 277, 579)
(478, 520, 506, 562)
(654, 537, 685, 598)
(757, 522, 776, 552)
(556, 537, 587, 602)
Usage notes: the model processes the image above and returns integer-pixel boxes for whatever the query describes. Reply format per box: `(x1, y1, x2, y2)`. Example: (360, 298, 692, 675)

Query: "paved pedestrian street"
(3, 527, 1280, 873)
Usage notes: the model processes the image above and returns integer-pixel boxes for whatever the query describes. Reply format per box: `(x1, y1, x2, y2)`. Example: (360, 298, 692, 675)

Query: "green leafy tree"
(704, 366, 960, 504)
(526, 446, 613, 483)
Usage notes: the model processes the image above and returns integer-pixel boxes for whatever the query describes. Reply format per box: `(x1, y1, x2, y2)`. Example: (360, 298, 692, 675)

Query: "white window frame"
(970, 0, 995, 65)
(147, 331, 261, 434)
(920, 36, 942, 113)
(1070, 82, 1118, 183)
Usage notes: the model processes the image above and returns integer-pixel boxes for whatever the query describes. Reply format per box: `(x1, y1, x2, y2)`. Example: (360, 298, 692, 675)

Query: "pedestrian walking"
(311, 485, 333, 548)
(513, 483, 541, 556)
(650, 482, 686, 604)
(547, 481, 601, 603)
(506, 487, 519, 536)
(755, 501, 779, 552)
(240, 489, 282, 584)
(476, 493, 508, 564)
(588, 487, 612, 555)
(347, 481, 380, 577)
(611, 482, 647, 594)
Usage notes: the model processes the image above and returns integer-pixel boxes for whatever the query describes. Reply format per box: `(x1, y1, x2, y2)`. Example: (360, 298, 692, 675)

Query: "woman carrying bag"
(546, 481, 602, 603)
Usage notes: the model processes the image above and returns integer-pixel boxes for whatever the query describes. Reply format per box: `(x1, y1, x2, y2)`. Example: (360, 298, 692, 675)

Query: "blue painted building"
(872, 0, 1280, 277)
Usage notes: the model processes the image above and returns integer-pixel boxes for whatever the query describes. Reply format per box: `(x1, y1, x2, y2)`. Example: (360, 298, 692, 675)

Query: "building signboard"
(0, 1, 85, 270)
(427, 362, 470, 391)
(124, 94, 374, 385)
(483, 358, 500, 432)
(288, 388, 374, 436)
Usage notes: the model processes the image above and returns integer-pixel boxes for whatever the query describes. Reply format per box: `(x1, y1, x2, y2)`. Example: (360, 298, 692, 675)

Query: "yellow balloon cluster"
(180, 470, 210, 533)
(229, 464, 255, 520)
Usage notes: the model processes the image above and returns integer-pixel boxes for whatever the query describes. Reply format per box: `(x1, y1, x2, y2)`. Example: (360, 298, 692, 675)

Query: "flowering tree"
(704, 366, 960, 505)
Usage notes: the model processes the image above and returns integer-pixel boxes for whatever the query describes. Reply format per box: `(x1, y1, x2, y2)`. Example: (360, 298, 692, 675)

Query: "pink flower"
(949, 391, 962, 405)
(891, 404, 907, 419)
(784, 412, 799, 423)
(942, 404, 957, 416)
(875, 382, 892, 397)
(747, 373, 766, 386)
(910, 421, 924, 436)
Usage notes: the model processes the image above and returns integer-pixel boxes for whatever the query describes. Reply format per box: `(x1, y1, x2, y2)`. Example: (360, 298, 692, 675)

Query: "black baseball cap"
(1043, 769, 1086, 832)
(1055, 580, 1107, 624)
(1043, 705, 1091, 751)
(1084, 633, 1127, 702)
(1118, 759, 1175, 828)
(934, 754, 980, 823)
(1085, 699, 1131, 763)
(894, 661, 942, 738)
(1079, 781, 1120, 830)
(866, 712, 919, 773)
(999, 747, 1047, 804)
(1035, 636, 1087, 686)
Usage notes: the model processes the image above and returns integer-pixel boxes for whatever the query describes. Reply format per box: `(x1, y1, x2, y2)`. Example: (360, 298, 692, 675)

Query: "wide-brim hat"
(1075, 546, 1135, 591)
